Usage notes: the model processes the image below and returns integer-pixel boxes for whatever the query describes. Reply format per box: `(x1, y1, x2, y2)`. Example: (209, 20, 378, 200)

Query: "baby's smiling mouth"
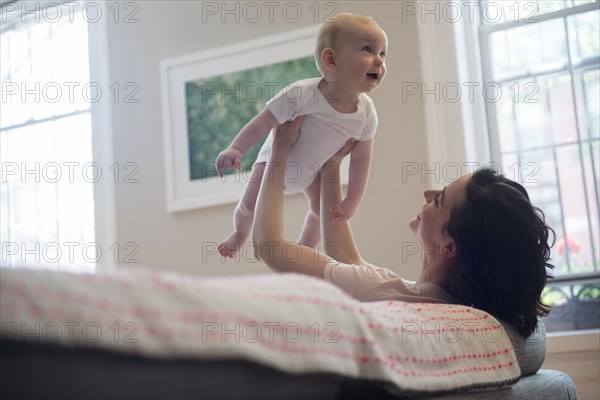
(367, 73, 379, 80)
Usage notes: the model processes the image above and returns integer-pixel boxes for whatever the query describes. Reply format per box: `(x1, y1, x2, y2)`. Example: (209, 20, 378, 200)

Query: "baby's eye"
(380, 52, 386, 59)
(362, 46, 372, 53)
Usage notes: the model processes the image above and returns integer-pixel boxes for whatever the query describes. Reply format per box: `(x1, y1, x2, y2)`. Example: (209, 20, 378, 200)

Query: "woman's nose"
(424, 190, 433, 202)
(424, 190, 439, 202)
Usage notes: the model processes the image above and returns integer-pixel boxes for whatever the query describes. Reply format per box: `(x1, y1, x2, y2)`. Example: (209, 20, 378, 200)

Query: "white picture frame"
(160, 25, 349, 213)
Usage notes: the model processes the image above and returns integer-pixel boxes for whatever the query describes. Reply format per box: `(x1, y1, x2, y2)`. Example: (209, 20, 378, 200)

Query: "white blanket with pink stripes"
(0, 267, 521, 394)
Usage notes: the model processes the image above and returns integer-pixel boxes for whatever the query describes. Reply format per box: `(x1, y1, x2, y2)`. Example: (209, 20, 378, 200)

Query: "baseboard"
(543, 349, 600, 399)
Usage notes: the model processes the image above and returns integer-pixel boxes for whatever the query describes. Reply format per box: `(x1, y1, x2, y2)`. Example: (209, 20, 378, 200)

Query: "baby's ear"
(320, 48, 337, 72)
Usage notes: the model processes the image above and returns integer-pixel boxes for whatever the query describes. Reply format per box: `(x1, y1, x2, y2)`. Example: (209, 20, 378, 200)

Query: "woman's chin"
(408, 217, 418, 233)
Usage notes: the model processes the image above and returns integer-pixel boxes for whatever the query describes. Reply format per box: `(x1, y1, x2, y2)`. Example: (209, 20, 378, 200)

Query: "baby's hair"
(314, 13, 381, 75)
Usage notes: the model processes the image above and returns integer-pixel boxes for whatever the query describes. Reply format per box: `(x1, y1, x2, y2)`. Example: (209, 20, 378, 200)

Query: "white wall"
(97, 1, 431, 278)
(93, 1, 600, 393)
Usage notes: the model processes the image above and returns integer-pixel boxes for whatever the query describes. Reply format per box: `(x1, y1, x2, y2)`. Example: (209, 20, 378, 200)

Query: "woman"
(252, 117, 554, 374)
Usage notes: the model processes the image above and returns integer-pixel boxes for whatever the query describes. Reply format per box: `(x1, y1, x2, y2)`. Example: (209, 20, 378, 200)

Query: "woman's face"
(409, 174, 469, 248)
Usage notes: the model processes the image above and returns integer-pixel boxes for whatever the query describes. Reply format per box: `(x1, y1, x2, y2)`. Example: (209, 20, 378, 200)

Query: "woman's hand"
(321, 138, 357, 182)
(272, 116, 304, 151)
(322, 139, 358, 223)
(324, 138, 357, 168)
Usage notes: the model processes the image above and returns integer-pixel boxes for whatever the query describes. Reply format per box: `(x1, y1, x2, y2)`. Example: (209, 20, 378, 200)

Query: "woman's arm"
(320, 142, 365, 266)
(346, 138, 373, 210)
(252, 117, 332, 278)
(326, 138, 374, 222)
(252, 117, 354, 278)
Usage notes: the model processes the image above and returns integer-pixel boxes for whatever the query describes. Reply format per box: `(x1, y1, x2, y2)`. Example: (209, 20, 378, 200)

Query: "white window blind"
(1, 1, 95, 272)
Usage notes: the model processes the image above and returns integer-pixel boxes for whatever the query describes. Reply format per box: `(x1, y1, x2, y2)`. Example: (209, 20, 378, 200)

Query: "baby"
(216, 13, 387, 257)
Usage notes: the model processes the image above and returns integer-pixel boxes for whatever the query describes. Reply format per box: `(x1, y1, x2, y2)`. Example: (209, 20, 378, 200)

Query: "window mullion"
(551, 140, 572, 273)
(492, 58, 599, 87)
(479, 2, 600, 34)
(0, 109, 90, 132)
(551, 271, 600, 284)
(478, 27, 502, 162)
(499, 137, 599, 154)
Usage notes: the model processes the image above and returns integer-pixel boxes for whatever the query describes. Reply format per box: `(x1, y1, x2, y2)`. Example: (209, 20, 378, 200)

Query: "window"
(478, 0, 599, 331)
(1, 2, 95, 272)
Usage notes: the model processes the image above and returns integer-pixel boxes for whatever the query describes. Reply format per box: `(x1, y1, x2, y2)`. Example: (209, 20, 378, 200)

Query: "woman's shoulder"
(404, 281, 458, 304)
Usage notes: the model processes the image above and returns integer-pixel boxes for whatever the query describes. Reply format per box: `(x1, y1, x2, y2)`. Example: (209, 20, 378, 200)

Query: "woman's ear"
(441, 239, 457, 261)
(320, 48, 337, 72)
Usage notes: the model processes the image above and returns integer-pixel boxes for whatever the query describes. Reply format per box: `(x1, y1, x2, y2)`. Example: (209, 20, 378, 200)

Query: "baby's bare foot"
(218, 232, 246, 258)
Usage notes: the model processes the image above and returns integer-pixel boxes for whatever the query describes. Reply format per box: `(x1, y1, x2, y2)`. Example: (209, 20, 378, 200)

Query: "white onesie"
(255, 77, 378, 194)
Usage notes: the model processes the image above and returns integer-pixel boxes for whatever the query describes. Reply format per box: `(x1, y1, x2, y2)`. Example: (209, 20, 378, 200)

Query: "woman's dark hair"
(445, 167, 555, 338)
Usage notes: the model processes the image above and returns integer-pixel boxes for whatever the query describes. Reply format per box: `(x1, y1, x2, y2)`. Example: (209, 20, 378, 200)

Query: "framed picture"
(161, 25, 348, 213)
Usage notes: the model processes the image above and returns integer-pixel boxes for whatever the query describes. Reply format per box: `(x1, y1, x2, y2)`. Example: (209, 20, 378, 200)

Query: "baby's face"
(333, 22, 388, 94)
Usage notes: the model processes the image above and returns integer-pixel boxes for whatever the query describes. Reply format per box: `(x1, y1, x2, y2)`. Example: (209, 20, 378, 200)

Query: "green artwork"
(186, 55, 320, 181)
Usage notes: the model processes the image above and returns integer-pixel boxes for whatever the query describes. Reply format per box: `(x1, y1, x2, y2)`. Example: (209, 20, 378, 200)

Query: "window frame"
(0, 0, 116, 270)
(416, 0, 599, 345)
(86, 0, 117, 271)
(478, 3, 599, 279)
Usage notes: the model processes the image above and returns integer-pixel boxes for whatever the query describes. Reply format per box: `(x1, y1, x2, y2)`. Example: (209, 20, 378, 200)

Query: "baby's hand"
(215, 147, 243, 177)
(329, 199, 358, 223)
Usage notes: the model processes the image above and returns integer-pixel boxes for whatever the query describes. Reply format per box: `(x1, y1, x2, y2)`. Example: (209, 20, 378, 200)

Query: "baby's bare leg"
(218, 163, 265, 258)
(297, 177, 321, 248)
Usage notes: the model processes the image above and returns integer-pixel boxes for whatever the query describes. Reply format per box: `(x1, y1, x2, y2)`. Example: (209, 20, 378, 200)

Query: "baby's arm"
(216, 108, 279, 177)
(331, 138, 373, 223)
